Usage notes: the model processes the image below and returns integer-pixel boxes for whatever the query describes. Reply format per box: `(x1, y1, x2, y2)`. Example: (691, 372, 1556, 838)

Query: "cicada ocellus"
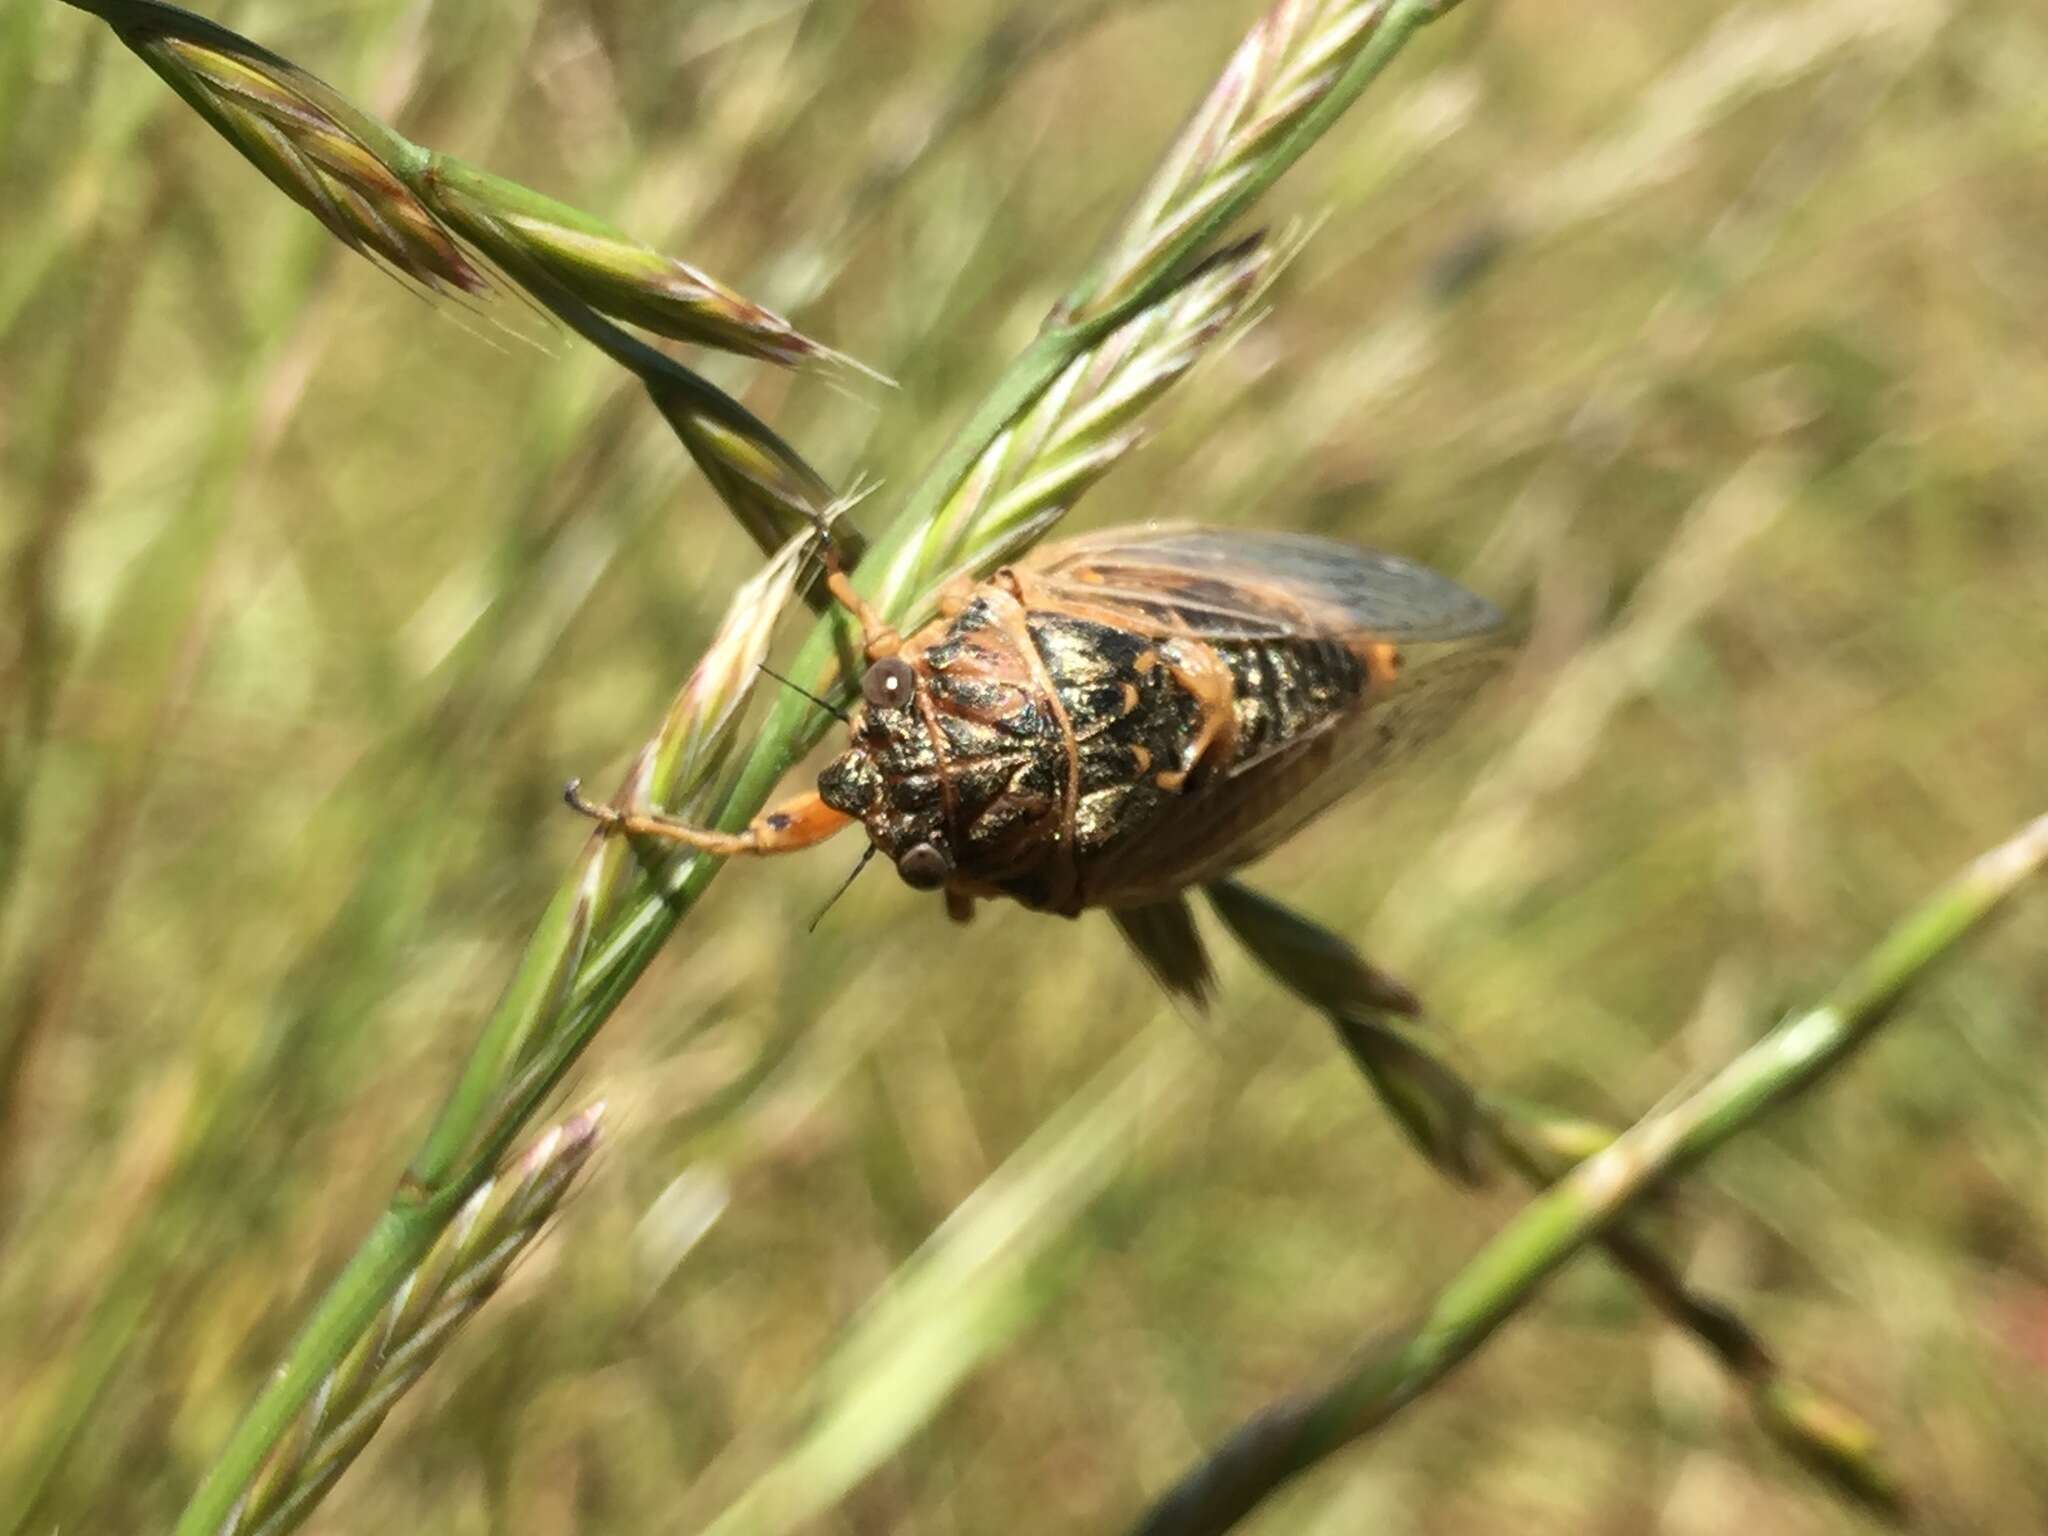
(568, 524, 1507, 934)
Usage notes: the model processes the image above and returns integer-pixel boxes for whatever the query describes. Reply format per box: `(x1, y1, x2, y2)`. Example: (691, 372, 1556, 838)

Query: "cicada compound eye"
(897, 842, 950, 891)
(861, 655, 918, 711)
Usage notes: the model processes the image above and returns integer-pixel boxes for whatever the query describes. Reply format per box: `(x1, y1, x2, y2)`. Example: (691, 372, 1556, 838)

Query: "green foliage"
(4, 1, 2046, 1533)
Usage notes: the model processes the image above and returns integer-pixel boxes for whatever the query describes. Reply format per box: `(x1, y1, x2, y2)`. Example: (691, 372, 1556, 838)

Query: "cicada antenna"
(802, 477, 902, 661)
(756, 662, 850, 724)
(809, 844, 879, 931)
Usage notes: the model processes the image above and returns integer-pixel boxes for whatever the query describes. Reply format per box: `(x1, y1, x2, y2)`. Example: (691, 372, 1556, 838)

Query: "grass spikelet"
(1207, 878, 1421, 1017)
(423, 157, 885, 378)
(447, 533, 815, 1170)
(632, 531, 825, 819)
(909, 234, 1279, 602)
(62, 0, 870, 375)
(1066, 0, 1460, 319)
(223, 1107, 604, 1536)
(574, 527, 824, 923)
(102, 7, 484, 298)
(656, 400, 840, 570)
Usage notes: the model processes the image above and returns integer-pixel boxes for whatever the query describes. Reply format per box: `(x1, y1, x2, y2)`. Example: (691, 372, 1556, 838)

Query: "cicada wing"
(1019, 524, 1504, 645)
(1087, 639, 1512, 902)
(1109, 896, 1215, 1012)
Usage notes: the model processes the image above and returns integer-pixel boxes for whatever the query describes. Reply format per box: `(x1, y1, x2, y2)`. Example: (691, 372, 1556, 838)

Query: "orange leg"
(935, 573, 976, 619)
(564, 781, 852, 857)
(1152, 640, 1239, 793)
(809, 524, 901, 661)
(1362, 641, 1403, 691)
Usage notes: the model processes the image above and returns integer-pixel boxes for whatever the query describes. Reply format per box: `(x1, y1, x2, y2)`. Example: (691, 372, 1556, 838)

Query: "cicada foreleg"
(1152, 640, 1239, 794)
(803, 510, 902, 663)
(564, 781, 852, 858)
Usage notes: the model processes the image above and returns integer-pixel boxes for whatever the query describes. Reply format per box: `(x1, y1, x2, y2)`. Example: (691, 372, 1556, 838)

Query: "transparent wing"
(1020, 524, 1504, 645)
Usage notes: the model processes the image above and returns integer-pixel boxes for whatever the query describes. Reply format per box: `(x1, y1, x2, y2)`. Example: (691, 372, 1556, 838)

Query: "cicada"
(569, 524, 1507, 961)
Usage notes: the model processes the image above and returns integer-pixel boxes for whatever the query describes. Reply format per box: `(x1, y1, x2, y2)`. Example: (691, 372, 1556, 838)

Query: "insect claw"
(799, 500, 833, 546)
(562, 778, 619, 828)
(802, 478, 883, 581)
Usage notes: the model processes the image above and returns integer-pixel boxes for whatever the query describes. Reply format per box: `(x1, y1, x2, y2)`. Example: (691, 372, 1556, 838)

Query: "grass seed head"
(134, 31, 485, 297)
(1069, 0, 1412, 319)
(97, 1, 874, 374)
(425, 158, 883, 377)
(918, 234, 1277, 590)
(222, 1108, 603, 1536)
(643, 530, 817, 816)
(662, 402, 841, 566)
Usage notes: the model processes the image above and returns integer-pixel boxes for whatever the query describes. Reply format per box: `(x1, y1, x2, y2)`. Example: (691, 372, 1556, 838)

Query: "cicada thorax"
(1000, 608, 1214, 909)
(817, 582, 1070, 904)
(888, 586, 1190, 913)
(904, 590, 1070, 900)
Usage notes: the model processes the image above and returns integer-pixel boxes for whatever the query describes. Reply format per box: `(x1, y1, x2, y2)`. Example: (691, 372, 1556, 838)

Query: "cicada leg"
(564, 781, 853, 857)
(1150, 640, 1239, 793)
(1361, 640, 1403, 691)
(934, 573, 977, 619)
(806, 517, 902, 662)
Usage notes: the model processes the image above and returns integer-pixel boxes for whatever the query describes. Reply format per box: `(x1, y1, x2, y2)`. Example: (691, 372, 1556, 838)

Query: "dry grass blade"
(224, 1108, 603, 1536)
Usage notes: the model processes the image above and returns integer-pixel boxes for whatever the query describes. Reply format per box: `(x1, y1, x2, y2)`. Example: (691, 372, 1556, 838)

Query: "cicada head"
(815, 655, 955, 892)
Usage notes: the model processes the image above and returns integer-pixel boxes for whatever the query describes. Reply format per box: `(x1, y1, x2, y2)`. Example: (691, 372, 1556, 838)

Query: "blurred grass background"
(3, 0, 2046, 1530)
